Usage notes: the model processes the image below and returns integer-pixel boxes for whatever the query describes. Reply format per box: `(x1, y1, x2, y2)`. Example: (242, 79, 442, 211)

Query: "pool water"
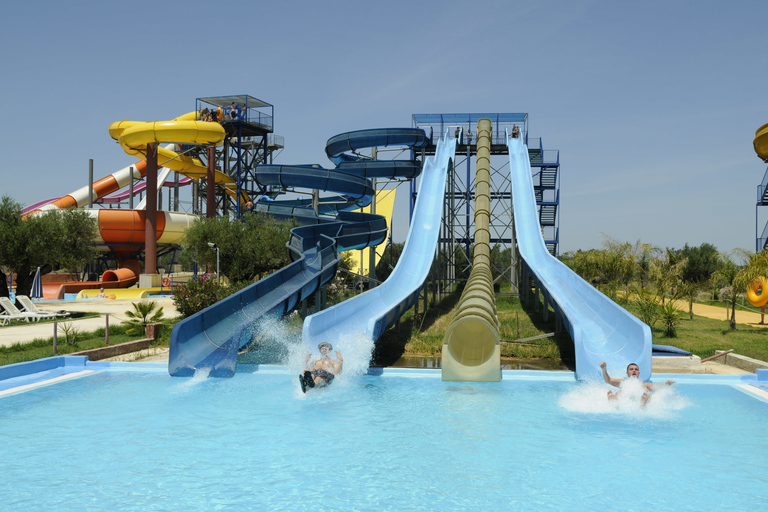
(1, 366, 766, 511)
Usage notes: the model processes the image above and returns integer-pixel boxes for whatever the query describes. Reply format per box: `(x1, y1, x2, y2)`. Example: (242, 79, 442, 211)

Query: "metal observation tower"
(411, 113, 561, 297)
(192, 95, 284, 217)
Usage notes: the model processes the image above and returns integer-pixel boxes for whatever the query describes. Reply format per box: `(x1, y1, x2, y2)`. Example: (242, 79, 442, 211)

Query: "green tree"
(599, 237, 636, 301)
(561, 249, 603, 284)
(649, 250, 686, 305)
(0, 196, 99, 298)
(179, 213, 296, 282)
(669, 243, 723, 285)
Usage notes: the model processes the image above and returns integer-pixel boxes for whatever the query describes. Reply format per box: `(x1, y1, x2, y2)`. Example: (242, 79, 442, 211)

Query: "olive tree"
(179, 213, 296, 283)
(0, 195, 99, 298)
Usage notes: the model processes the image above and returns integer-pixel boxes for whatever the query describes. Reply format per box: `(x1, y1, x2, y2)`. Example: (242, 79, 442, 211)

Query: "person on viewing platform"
(511, 125, 520, 138)
(600, 361, 674, 407)
(299, 342, 343, 393)
(454, 126, 460, 139)
(216, 106, 223, 123)
(235, 103, 243, 120)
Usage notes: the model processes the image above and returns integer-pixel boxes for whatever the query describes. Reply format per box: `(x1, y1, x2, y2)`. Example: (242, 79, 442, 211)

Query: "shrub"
(57, 322, 80, 346)
(660, 301, 682, 337)
(632, 289, 659, 328)
(123, 300, 165, 334)
(172, 277, 249, 318)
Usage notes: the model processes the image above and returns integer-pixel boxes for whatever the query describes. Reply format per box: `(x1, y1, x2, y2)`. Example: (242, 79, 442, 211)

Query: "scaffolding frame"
(194, 95, 284, 217)
(411, 113, 560, 301)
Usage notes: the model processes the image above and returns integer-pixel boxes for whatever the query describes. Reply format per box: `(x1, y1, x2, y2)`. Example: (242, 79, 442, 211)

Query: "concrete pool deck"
(0, 297, 179, 349)
(1, 297, 765, 375)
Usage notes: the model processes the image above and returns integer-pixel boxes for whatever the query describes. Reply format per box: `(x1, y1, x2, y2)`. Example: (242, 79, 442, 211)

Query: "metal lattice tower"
(412, 113, 560, 299)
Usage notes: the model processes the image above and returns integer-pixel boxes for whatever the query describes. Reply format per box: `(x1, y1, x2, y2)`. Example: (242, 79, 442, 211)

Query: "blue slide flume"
(169, 128, 433, 377)
(303, 132, 456, 347)
(507, 135, 652, 381)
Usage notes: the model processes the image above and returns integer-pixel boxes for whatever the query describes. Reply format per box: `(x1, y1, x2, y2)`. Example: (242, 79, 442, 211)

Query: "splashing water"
(288, 329, 375, 383)
(234, 310, 376, 393)
(558, 378, 691, 418)
(172, 366, 211, 392)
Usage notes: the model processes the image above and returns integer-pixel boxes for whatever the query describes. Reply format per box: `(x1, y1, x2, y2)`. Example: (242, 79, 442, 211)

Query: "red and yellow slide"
(30, 112, 250, 298)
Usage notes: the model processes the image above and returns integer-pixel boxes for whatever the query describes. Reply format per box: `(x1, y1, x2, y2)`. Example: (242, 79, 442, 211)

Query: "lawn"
(0, 319, 177, 367)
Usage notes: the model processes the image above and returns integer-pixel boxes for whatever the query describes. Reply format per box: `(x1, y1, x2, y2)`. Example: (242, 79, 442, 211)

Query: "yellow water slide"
(441, 118, 501, 382)
(754, 122, 768, 162)
(108, 112, 250, 205)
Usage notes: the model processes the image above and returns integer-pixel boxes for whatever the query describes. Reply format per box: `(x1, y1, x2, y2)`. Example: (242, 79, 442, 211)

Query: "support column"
(207, 146, 216, 218)
(144, 143, 158, 276)
(88, 159, 94, 208)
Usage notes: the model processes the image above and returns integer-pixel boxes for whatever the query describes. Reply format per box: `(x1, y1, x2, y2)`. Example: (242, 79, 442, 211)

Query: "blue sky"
(2, 0, 766, 255)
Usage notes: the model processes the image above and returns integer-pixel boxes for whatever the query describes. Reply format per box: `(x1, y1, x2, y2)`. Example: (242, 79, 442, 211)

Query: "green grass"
(7, 292, 768, 370)
(648, 311, 768, 361)
(371, 288, 575, 369)
(616, 298, 768, 362)
(372, 288, 768, 368)
(0, 318, 179, 367)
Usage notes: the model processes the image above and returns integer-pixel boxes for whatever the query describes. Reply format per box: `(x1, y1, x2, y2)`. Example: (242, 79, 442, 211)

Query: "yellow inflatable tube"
(754, 122, 768, 162)
(747, 277, 768, 307)
(109, 112, 250, 205)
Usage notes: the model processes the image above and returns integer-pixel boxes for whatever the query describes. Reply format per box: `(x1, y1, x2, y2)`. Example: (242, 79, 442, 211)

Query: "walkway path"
(0, 298, 178, 348)
(672, 300, 766, 327)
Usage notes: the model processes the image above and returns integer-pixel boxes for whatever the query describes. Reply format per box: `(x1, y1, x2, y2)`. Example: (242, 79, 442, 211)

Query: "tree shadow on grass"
(371, 286, 464, 367)
(518, 296, 576, 371)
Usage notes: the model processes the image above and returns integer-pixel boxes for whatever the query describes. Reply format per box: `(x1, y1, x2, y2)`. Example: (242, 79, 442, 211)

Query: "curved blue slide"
(303, 133, 456, 347)
(169, 129, 431, 377)
(507, 135, 652, 381)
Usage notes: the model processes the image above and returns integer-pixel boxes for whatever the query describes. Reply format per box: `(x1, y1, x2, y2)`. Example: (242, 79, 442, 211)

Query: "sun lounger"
(16, 295, 70, 319)
(0, 297, 42, 324)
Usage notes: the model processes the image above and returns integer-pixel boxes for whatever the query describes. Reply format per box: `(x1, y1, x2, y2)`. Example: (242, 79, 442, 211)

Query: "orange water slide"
(30, 112, 250, 295)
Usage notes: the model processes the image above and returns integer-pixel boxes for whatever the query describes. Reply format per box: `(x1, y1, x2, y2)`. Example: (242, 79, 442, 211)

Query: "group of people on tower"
(199, 103, 245, 123)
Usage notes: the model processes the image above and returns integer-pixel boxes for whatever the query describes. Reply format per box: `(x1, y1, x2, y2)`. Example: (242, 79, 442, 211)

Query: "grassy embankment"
(0, 318, 176, 367)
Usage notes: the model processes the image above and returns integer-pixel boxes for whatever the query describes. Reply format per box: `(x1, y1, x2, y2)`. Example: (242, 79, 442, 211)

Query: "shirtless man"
(299, 342, 343, 393)
(599, 361, 674, 407)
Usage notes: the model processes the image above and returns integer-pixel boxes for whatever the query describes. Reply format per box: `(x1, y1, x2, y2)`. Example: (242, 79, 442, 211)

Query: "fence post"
(53, 321, 58, 355)
(105, 313, 109, 346)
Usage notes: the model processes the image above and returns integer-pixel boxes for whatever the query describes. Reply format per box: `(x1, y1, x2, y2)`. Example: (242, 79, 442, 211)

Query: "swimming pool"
(1, 358, 766, 511)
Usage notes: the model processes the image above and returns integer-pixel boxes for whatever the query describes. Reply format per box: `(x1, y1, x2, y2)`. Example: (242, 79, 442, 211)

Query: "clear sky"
(2, 0, 766, 255)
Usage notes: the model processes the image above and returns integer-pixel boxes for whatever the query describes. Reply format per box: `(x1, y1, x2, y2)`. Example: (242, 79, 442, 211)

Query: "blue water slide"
(302, 132, 456, 347)
(169, 128, 429, 377)
(507, 135, 652, 381)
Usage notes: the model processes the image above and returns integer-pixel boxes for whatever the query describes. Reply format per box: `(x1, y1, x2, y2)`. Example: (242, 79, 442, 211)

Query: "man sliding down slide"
(600, 361, 674, 407)
(299, 342, 343, 393)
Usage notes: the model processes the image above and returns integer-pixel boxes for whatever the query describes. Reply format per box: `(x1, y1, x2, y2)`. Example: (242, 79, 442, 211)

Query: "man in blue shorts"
(299, 342, 343, 393)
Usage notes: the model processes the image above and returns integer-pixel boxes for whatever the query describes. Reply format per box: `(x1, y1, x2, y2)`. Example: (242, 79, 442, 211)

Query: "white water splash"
(558, 379, 691, 418)
(287, 328, 375, 393)
(170, 366, 211, 394)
